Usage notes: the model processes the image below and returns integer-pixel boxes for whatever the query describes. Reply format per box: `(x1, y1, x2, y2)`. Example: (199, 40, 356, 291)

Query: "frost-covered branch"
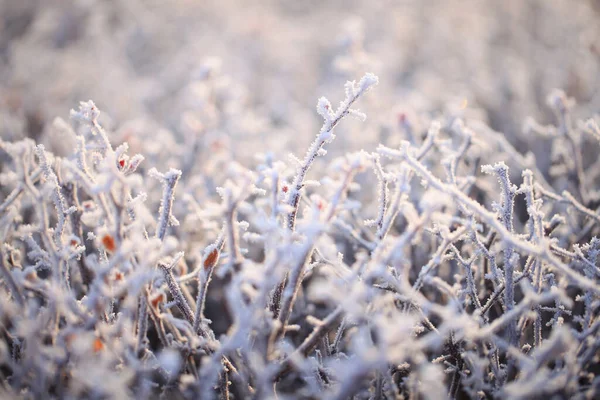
(286, 73, 378, 231)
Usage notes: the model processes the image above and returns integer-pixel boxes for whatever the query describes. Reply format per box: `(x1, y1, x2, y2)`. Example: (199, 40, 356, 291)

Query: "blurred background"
(1, 0, 599, 163)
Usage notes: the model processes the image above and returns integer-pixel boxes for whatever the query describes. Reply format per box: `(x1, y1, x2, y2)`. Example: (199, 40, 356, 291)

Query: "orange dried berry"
(92, 338, 104, 353)
(317, 200, 325, 211)
(150, 293, 165, 309)
(204, 248, 219, 270)
(70, 239, 78, 246)
(101, 234, 116, 253)
(25, 271, 38, 282)
(398, 112, 407, 124)
(114, 271, 124, 281)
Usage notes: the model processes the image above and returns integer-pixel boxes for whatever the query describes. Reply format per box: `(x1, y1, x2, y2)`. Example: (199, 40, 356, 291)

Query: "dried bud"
(150, 292, 165, 309)
(92, 338, 104, 353)
(100, 234, 116, 253)
(204, 248, 219, 270)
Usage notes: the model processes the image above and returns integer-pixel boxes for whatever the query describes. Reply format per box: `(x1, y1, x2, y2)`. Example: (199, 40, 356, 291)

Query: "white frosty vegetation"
(0, 73, 600, 400)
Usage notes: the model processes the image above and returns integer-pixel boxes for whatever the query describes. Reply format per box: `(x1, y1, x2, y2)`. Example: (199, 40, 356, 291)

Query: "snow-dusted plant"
(1, 70, 600, 400)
